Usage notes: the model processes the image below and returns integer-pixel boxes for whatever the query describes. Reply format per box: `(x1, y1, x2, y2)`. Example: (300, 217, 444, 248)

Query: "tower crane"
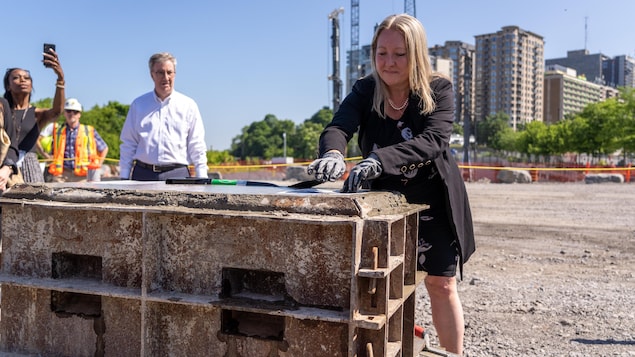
(404, 0, 416, 17)
(348, 0, 360, 93)
(328, 8, 345, 112)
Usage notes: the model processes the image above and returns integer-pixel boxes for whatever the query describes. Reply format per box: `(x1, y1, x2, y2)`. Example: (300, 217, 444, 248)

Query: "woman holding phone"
(2, 46, 65, 182)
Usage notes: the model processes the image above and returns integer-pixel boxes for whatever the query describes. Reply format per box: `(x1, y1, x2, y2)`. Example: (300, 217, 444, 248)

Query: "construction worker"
(43, 98, 108, 182)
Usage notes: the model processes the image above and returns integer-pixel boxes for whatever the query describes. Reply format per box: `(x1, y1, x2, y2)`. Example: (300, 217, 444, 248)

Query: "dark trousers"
(130, 165, 190, 181)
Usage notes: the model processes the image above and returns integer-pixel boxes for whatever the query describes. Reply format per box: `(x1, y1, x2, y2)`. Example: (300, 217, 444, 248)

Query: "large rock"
(584, 173, 624, 184)
(285, 165, 314, 181)
(497, 169, 532, 184)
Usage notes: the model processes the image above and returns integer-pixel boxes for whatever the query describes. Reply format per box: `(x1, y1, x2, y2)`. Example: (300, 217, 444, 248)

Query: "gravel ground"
(415, 182, 635, 357)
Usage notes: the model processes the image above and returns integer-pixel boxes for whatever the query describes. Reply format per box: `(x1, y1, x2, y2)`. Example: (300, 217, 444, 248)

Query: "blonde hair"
(148, 52, 177, 72)
(370, 14, 438, 117)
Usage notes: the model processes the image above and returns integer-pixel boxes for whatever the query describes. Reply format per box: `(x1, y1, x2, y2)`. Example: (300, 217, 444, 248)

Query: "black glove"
(307, 151, 346, 182)
(342, 153, 382, 193)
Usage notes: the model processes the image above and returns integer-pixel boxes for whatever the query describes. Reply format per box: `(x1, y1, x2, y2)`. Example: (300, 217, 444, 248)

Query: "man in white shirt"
(119, 52, 208, 180)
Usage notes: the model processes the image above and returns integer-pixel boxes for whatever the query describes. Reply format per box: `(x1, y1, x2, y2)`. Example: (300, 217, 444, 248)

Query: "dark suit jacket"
(319, 75, 475, 267)
(1, 97, 19, 168)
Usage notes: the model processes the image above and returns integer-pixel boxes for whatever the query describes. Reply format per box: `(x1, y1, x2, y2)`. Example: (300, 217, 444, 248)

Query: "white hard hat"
(64, 98, 82, 112)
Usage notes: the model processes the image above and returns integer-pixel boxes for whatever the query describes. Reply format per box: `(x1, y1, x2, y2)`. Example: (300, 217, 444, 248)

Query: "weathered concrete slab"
(2, 181, 421, 218)
(0, 181, 428, 356)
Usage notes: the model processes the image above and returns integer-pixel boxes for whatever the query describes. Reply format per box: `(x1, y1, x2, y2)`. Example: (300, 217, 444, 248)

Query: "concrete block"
(0, 182, 428, 356)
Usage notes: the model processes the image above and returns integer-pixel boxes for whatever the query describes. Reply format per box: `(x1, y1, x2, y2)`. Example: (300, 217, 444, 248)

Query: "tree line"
(34, 86, 634, 165)
(476, 87, 635, 163)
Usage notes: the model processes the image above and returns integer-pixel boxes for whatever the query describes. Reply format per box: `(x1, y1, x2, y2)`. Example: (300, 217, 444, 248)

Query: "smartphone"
(43, 43, 55, 67)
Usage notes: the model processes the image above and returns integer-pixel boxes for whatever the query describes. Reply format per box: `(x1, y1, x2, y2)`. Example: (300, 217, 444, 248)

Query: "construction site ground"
(414, 182, 635, 357)
(1, 180, 633, 356)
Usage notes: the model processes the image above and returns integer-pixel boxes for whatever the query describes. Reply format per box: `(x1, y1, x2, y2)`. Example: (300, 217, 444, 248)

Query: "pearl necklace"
(387, 97, 409, 111)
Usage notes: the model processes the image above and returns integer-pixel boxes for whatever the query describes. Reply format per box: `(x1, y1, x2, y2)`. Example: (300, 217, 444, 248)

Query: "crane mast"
(348, 0, 360, 93)
(404, 0, 416, 17)
(328, 8, 345, 112)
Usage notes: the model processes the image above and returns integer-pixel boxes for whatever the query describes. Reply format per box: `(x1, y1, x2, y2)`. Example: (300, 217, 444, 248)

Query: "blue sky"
(4, 0, 633, 151)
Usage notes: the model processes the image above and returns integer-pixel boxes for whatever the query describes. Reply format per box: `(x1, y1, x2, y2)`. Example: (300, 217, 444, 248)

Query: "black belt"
(134, 160, 187, 173)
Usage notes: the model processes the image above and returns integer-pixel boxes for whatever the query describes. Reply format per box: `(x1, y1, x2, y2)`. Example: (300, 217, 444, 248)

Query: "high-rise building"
(543, 64, 618, 123)
(429, 55, 453, 80)
(546, 50, 634, 89)
(429, 41, 475, 125)
(346, 45, 372, 93)
(603, 55, 635, 88)
(474, 26, 545, 130)
(546, 49, 610, 85)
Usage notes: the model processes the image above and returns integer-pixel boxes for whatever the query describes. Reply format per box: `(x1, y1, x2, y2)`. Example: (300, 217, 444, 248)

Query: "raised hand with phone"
(1, 44, 66, 182)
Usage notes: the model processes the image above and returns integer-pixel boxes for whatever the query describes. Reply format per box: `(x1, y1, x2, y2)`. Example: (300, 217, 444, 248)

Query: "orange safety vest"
(48, 123, 100, 177)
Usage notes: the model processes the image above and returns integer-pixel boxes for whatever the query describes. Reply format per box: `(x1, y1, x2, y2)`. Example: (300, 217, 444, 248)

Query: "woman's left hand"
(342, 153, 383, 193)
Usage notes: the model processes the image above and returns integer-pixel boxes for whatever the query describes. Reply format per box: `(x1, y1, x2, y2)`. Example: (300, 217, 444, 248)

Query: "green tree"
(478, 112, 514, 150)
(207, 150, 235, 165)
(230, 114, 296, 160)
(79, 101, 129, 160)
(305, 106, 333, 127)
(293, 121, 323, 160)
(563, 116, 594, 155)
(614, 87, 635, 158)
(291, 107, 333, 160)
(570, 99, 621, 156)
(453, 122, 463, 136)
(32, 98, 55, 110)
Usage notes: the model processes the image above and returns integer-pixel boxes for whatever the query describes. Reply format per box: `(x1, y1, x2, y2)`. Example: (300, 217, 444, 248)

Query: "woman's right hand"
(307, 151, 346, 182)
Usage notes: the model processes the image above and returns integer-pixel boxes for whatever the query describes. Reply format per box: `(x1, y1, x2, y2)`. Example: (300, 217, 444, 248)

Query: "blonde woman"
(308, 14, 475, 355)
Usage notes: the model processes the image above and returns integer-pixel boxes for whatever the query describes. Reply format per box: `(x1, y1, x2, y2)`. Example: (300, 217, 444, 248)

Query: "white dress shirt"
(119, 90, 208, 178)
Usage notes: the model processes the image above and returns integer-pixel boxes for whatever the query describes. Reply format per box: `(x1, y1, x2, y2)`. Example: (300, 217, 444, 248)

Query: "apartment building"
(543, 65, 619, 123)
(429, 41, 475, 125)
(474, 26, 545, 129)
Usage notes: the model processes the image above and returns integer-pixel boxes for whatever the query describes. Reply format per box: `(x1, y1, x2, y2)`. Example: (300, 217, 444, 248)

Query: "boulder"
(584, 173, 624, 184)
(497, 169, 532, 184)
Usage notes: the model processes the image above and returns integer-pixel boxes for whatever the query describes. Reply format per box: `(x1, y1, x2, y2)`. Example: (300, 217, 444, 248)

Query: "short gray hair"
(148, 52, 177, 71)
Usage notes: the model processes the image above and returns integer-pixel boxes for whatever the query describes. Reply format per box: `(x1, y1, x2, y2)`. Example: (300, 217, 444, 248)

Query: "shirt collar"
(153, 90, 173, 104)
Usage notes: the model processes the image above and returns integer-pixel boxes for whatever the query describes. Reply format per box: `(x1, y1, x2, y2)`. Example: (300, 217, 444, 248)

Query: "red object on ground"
(414, 325, 425, 338)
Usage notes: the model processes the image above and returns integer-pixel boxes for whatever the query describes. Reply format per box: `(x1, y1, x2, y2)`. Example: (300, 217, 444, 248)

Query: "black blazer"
(319, 75, 475, 266)
(1, 97, 19, 168)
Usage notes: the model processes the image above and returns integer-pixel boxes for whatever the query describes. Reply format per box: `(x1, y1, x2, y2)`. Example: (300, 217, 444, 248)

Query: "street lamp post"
(283, 132, 287, 158)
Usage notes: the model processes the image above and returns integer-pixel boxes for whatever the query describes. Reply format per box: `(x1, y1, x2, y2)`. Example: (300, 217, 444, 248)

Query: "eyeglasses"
(65, 110, 80, 115)
(153, 70, 175, 77)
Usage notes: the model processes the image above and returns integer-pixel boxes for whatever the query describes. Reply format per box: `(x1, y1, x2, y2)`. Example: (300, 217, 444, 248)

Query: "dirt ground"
(415, 182, 635, 356)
